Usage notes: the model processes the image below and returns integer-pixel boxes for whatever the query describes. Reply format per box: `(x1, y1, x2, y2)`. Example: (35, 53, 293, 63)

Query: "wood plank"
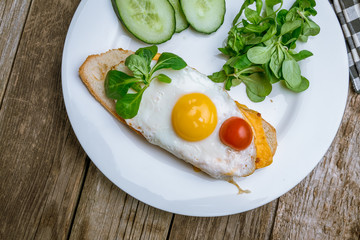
(69, 163, 173, 240)
(0, 0, 31, 103)
(271, 90, 360, 239)
(169, 200, 278, 239)
(0, 0, 86, 239)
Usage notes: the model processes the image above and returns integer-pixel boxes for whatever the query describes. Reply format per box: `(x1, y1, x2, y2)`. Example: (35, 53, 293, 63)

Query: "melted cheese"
(236, 102, 273, 169)
(192, 166, 202, 172)
(228, 178, 251, 194)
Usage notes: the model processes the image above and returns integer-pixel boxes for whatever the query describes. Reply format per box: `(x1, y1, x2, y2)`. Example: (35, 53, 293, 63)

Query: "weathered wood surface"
(70, 163, 173, 240)
(271, 91, 360, 240)
(0, 0, 87, 239)
(168, 200, 278, 240)
(0, 0, 32, 103)
(0, 0, 359, 239)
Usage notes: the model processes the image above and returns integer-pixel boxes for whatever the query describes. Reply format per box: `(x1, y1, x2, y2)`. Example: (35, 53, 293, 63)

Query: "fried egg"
(123, 66, 258, 179)
(80, 49, 276, 181)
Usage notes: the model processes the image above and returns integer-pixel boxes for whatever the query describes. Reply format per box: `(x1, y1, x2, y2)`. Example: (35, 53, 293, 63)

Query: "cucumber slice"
(180, 0, 225, 34)
(168, 0, 189, 33)
(112, 0, 176, 44)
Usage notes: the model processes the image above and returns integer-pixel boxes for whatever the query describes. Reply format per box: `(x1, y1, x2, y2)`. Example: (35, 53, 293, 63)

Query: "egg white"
(123, 66, 256, 179)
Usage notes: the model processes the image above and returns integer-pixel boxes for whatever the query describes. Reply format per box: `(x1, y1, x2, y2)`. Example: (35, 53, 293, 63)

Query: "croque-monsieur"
(79, 48, 277, 180)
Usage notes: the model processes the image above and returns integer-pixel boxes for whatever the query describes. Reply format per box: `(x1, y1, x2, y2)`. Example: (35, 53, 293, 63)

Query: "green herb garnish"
(105, 46, 187, 119)
(208, 0, 320, 102)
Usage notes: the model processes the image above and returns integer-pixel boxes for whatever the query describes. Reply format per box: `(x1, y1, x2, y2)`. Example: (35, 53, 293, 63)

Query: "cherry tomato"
(219, 117, 253, 151)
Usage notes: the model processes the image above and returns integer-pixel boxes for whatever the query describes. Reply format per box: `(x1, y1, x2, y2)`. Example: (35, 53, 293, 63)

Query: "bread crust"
(79, 48, 143, 136)
(262, 118, 277, 156)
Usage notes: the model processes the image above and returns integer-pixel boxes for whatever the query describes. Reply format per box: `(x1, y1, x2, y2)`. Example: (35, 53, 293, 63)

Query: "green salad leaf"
(105, 70, 142, 99)
(125, 54, 149, 80)
(151, 52, 187, 73)
(209, 0, 320, 102)
(156, 73, 172, 83)
(282, 57, 302, 88)
(247, 45, 275, 64)
(135, 45, 158, 65)
(105, 46, 187, 119)
(115, 89, 146, 119)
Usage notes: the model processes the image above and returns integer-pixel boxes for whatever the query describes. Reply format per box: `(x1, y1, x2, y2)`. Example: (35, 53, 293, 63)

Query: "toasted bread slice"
(79, 48, 133, 124)
(79, 49, 277, 175)
(262, 118, 277, 155)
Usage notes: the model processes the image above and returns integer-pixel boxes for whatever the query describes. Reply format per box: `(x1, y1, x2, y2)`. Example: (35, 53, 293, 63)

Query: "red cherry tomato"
(219, 117, 253, 151)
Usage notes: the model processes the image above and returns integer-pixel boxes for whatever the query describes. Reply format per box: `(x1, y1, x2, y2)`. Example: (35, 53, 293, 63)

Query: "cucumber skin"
(168, 0, 190, 33)
(180, 0, 226, 34)
(176, 23, 190, 33)
(111, 0, 176, 44)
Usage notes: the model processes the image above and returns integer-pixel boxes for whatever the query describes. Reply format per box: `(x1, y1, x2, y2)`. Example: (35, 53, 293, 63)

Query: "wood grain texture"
(1, 0, 359, 238)
(0, 0, 31, 103)
(271, 90, 360, 240)
(0, 0, 86, 239)
(169, 200, 278, 240)
(69, 163, 173, 240)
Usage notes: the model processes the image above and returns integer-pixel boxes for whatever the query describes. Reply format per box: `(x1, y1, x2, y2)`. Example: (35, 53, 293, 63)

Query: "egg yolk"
(172, 93, 218, 141)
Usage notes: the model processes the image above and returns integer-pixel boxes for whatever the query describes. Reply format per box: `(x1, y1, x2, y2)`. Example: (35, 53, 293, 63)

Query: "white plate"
(62, 0, 348, 216)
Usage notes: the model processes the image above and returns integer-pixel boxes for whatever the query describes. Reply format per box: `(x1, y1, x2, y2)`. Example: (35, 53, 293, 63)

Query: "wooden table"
(1, 0, 359, 239)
